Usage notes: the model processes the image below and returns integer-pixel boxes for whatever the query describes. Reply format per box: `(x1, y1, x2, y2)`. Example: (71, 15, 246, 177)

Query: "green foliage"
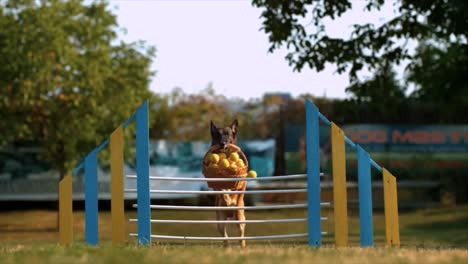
(0, 0, 155, 175)
(340, 64, 407, 123)
(346, 64, 405, 103)
(252, 0, 467, 78)
(149, 88, 301, 142)
(407, 43, 468, 122)
(2, 207, 468, 262)
(149, 85, 234, 142)
(252, 0, 468, 123)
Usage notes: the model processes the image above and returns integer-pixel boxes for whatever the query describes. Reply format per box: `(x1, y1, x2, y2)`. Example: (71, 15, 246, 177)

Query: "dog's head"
(210, 119, 238, 149)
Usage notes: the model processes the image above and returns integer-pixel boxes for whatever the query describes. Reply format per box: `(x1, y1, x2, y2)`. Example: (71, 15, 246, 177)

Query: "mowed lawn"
(1, 205, 467, 263)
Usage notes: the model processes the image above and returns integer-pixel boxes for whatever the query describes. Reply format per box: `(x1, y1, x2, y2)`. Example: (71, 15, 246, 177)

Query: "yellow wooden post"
(331, 122, 348, 247)
(111, 126, 126, 244)
(59, 173, 73, 245)
(383, 168, 400, 246)
(383, 170, 391, 246)
(390, 173, 400, 246)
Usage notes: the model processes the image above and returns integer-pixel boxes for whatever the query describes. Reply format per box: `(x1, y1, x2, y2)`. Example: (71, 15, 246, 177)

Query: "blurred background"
(0, 0, 467, 247)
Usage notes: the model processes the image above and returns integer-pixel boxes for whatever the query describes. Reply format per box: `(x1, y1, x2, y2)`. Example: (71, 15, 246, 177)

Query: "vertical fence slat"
(111, 125, 126, 245)
(331, 122, 348, 247)
(136, 101, 151, 245)
(357, 145, 374, 247)
(390, 173, 400, 246)
(59, 173, 73, 245)
(383, 169, 392, 246)
(84, 150, 99, 245)
(383, 168, 400, 246)
(305, 100, 322, 247)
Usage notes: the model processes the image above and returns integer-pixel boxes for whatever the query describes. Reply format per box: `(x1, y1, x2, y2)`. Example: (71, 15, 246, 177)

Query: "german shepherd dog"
(210, 120, 247, 248)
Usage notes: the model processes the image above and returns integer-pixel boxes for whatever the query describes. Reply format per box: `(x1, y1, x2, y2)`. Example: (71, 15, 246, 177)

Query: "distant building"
(263, 92, 292, 105)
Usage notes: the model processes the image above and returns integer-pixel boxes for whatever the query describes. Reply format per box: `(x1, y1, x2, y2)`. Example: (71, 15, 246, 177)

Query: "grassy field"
(1, 205, 467, 263)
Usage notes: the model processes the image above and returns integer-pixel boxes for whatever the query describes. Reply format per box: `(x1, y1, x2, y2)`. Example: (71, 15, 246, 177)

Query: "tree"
(346, 64, 405, 102)
(0, 0, 155, 177)
(407, 42, 468, 123)
(252, 0, 468, 84)
(341, 64, 407, 123)
(149, 85, 234, 142)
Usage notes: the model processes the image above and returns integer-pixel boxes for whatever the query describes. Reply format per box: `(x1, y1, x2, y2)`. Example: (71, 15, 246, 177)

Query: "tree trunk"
(56, 141, 67, 232)
(274, 105, 286, 176)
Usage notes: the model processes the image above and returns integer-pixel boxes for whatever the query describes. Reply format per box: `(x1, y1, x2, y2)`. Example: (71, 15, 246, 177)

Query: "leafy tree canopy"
(252, 0, 468, 83)
(0, 0, 155, 175)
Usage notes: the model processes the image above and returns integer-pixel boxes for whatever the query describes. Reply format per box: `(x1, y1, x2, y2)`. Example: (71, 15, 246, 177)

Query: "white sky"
(109, 0, 399, 100)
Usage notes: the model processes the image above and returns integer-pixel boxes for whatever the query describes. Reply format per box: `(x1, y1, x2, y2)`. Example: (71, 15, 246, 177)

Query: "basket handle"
(237, 150, 249, 168)
(227, 144, 249, 168)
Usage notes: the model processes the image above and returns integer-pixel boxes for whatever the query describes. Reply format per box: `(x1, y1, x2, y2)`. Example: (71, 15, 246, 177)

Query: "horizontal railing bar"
(370, 158, 383, 173)
(318, 112, 331, 126)
(318, 112, 357, 148)
(72, 163, 84, 176)
(125, 189, 307, 195)
(129, 233, 314, 241)
(125, 174, 315, 181)
(72, 138, 109, 175)
(72, 111, 137, 176)
(133, 203, 330, 210)
(344, 135, 356, 148)
(95, 138, 110, 154)
(147, 204, 308, 210)
(122, 112, 136, 128)
(128, 217, 327, 224)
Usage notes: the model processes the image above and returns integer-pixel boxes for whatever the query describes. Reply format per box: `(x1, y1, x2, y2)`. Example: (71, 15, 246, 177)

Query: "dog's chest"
(216, 195, 238, 218)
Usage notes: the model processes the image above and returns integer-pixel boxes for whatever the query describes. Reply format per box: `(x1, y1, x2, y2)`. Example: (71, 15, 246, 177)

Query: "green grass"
(2, 244, 468, 264)
(1, 205, 468, 263)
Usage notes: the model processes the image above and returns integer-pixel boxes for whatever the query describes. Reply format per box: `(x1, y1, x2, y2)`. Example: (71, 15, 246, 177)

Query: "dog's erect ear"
(230, 119, 238, 135)
(210, 120, 218, 135)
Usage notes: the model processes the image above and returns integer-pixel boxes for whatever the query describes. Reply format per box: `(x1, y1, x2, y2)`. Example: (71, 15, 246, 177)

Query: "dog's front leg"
(216, 210, 228, 247)
(236, 209, 246, 248)
(236, 193, 246, 248)
(215, 196, 229, 247)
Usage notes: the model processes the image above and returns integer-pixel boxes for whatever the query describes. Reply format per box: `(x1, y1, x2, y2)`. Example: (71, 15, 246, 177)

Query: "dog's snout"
(220, 135, 232, 148)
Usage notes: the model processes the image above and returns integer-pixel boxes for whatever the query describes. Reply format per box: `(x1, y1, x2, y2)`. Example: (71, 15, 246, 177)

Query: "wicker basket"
(202, 144, 249, 190)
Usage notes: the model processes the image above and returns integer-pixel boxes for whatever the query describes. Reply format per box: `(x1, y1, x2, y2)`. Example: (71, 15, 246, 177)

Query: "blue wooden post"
(84, 149, 98, 245)
(305, 100, 321, 247)
(357, 145, 374, 247)
(136, 100, 151, 245)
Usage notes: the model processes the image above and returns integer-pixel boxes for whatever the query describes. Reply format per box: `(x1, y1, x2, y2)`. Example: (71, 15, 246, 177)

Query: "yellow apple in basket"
(236, 159, 245, 168)
(210, 153, 220, 164)
(247, 170, 257, 178)
(205, 153, 214, 163)
(229, 152, 240, 162)
(219, 158, 230, 169)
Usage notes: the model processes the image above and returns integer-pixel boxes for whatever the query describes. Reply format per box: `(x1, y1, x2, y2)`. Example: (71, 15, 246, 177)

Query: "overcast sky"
(109, 0, 399, 100)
